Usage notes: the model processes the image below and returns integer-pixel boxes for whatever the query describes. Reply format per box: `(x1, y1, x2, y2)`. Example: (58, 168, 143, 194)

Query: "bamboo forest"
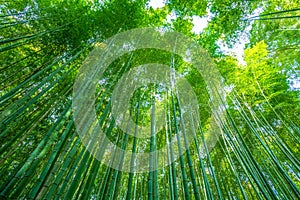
(1, 0, 300, 199)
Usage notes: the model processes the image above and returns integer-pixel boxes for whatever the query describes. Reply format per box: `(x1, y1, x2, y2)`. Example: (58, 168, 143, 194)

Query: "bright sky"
(192, 16, 210, 34)
(217, 32, 250, 65)
(148, 0, 165, 9)
(148, 0, 248, 64)
(147, 1, 300, 91)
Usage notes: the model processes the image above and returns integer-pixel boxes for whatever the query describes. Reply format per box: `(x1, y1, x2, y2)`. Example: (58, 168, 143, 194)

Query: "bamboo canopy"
(1, 0, 299, 199)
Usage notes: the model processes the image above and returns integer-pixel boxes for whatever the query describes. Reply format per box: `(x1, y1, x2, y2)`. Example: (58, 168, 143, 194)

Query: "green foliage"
(1, 0, 300, 199)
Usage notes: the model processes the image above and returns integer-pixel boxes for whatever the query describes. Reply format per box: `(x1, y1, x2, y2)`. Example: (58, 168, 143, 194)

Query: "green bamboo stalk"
(148, 94, 156, 200)
(190, 113, 213, 199)
(0, 47, 85, 134)
(27, 119, 74, 199)
(165, 106, 175, 200)
(126, 93, 141, 200)
(79, 120, 116, 199)
(0, 84, 72, 159)
(170, 90, 190, 200)
(0, 44, 84, 108)
(43, 138, 81, 199)
(236, 102, 300, 197)
(0, 50, 56, 90)
(175, 92, 200, 200)
(0, 48, 43, 72)
(0, 19, 78, 52)
(167, 98, 178, 200)
(53, 140, 86, 199)
(0, 102, 72, 198)
(218, 105, 275, 199)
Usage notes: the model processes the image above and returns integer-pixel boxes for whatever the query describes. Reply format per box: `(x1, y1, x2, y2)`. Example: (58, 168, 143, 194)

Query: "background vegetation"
(0, 0, 299, 199)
